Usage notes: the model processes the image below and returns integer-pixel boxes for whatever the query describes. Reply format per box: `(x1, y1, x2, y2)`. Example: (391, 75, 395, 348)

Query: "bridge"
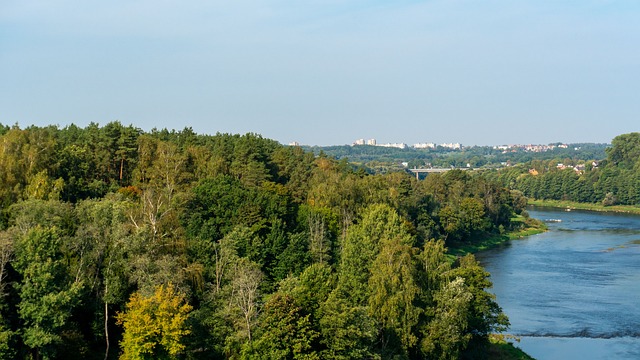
(407, 167, 469, 180)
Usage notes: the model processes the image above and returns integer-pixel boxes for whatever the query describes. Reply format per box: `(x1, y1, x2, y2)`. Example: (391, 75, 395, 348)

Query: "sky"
(1, 1, 639, 146)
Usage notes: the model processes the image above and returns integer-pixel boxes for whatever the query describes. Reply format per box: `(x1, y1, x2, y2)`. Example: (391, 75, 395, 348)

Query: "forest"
(306, 143, 607, 170)
(488, 133, 640, 206)
(0, 122, 534, 359)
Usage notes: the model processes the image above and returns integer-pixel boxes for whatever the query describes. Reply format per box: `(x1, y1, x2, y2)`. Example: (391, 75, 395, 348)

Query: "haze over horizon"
(2, 1, 638, 147)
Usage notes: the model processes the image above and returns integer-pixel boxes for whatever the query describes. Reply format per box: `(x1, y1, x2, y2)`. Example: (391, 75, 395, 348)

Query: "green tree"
(368, 237, 421, 355)
(279, 263, 335, 317)
(318, 291, 377, 360)
(14, 227, 83, 360)
(247, 293, 320, 360)
(338, 204, 413, 305)
(420, 239, 451, 298)
(606, 132, 640, 170)
(449, 254, 509, 354)
(74, 196, 132, 360)
(421, 277, 473, 360)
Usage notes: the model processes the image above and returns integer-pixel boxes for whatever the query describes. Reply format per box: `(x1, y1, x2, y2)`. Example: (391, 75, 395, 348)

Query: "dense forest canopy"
(0, 122, 542, 359)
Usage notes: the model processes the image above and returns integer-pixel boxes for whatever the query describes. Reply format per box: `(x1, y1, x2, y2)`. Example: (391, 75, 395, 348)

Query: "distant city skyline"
(2, 1, 638, 147)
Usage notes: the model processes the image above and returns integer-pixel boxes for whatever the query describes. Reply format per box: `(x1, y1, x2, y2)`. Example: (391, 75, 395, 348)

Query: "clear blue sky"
(2, 1, 639, 146)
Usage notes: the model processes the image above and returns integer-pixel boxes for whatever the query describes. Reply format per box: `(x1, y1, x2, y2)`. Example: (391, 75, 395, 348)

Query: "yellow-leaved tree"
(116, 284, 192, 360)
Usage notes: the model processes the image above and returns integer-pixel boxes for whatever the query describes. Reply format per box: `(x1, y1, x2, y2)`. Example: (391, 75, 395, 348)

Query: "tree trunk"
(104, 284, 110, 360)
(245, 315, 252, 343)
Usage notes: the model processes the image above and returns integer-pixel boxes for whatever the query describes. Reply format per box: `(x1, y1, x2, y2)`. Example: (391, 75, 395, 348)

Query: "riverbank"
(477, 208, 640, 360)
(488, 334, 535, 360)
(448, 216, 546, 257)
(528, 199, 640, 215)
(448, 218, 546, 360)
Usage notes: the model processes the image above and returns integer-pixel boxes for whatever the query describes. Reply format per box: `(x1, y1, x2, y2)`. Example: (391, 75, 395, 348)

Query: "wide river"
(476, 207, 640, 359)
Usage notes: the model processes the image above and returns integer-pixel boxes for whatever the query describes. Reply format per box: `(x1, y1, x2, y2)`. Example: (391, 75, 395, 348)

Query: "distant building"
(289, 141, 300, 146)
(354, 138, 407, 149)
(440, 143, 462, 150)
(413, 142, 436, 149)
(378, 143, 408, 149)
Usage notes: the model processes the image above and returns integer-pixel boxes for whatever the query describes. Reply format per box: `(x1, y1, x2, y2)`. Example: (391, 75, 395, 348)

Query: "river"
(476, 207, 640, 359)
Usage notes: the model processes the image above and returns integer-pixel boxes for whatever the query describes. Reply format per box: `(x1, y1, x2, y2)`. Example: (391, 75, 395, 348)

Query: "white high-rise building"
(413, 143, 436, 149)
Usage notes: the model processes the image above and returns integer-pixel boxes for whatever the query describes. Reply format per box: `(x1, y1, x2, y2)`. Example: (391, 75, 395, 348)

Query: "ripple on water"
(478, 208, 640, 360)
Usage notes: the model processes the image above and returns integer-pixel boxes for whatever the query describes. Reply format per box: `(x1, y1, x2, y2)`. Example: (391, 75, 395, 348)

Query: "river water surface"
(476, 207, 640, 359)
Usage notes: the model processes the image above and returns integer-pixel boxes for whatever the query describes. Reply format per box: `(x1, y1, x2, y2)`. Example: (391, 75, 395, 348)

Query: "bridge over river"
(407, 167, 469, 179)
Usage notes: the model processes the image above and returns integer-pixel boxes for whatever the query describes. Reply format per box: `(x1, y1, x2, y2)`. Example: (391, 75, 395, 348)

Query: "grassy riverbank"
(448, 216, 546, 257)
(528, 199, 640, 215)
(487, 335, 536, 360)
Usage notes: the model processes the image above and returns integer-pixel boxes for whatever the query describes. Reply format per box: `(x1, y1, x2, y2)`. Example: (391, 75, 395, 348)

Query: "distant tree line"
(0, 122, 531, 359)
(305, 143, 608, 171)
(487, 133, 640, 206)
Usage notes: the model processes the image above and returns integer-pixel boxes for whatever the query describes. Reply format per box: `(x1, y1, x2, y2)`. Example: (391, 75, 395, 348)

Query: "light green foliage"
(24, 170, 64, 200)
(0, 126, 57, 206)
(368, 238, 421, 353)
(117, 284, 192, 360)
(338, 204, 413, 305)
(422, 277, 473, 360)
(421, 239, 451, 297)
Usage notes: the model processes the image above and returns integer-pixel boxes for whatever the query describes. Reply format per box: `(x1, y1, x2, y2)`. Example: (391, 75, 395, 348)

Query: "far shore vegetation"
(528, 199, 640, 215)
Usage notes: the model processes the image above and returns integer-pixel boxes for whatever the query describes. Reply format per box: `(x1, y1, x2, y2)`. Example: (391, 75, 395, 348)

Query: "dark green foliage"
(247, 294, 320, 359)
(450, 255, 510, 358)
(606, 133, 640, 170)
(0, 123, 529, 359)
(305, 143, 608, 170)
(14, 228, 84, 359)
(489, 133, 640, 206)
